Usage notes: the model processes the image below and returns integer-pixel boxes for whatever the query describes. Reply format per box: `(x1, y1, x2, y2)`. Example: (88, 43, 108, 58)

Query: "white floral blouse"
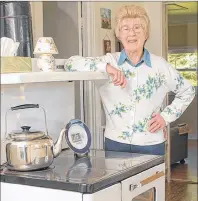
(64, 50, 195, 146)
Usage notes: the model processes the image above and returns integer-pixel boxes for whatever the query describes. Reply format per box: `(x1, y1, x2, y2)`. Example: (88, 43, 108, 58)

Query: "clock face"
(68, 125, 88, 149)
(65, 119, 91, 154)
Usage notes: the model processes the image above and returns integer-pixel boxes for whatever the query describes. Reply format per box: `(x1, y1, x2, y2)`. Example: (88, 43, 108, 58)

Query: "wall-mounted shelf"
(1, 71, 108, 85)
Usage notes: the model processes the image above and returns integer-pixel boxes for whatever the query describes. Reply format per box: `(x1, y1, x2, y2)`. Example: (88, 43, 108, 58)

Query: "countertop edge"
(0, 157, 164, 193)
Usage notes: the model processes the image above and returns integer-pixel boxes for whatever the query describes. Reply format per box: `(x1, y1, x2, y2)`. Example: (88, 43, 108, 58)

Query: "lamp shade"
(33, 37, 58, 54)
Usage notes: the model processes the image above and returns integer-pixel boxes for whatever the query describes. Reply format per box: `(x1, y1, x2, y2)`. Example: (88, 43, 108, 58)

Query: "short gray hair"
(115, 5, 150, 39)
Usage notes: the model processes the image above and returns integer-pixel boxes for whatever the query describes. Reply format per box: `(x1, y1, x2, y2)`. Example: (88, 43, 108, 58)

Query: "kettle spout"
(53, 128, 66, 158)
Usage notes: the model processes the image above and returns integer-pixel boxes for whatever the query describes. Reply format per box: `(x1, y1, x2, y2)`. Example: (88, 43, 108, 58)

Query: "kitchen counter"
(1, 149, 164, 194)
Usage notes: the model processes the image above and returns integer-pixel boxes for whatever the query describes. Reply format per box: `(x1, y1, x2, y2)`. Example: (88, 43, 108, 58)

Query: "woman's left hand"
(148, 113, 166, 133)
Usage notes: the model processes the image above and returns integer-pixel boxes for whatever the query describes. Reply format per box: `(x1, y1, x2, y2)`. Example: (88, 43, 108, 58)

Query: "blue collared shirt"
(117, 48, 152, 68)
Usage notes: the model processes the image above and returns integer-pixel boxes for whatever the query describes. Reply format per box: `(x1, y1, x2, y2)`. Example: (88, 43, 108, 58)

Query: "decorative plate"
(65, 119, 91, 154)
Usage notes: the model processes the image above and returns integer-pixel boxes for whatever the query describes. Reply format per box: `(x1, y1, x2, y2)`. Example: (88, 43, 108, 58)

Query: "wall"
(144, 2, 165, 57)
(31, 1, 81, 58)
(92, 2, 143, 56)
(92, 2, 164, 57)
(30, 2, 43, 47)
(43, 2, 81, 59)
(168, 23, 197, 49)
(42, 2, 82, 120)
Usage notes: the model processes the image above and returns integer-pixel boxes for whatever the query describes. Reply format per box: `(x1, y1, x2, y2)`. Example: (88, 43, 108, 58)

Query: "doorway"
(166, 1, 197, 183)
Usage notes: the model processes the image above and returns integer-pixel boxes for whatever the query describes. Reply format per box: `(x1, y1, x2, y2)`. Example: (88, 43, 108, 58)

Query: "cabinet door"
(121, 163, 165, 201)
(83, 183, 121, 201)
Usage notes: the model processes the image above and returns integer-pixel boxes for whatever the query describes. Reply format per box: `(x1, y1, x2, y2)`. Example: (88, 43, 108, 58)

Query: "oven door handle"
(129, 171, 165, 191)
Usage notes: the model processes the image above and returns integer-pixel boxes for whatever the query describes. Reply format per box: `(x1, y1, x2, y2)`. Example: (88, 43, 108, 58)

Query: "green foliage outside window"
(179, 71, 197, 86)
(168, 52, 197, 86)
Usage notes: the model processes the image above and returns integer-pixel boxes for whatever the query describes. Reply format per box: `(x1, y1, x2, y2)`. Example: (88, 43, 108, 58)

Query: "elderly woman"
(65, 5, 195, 155)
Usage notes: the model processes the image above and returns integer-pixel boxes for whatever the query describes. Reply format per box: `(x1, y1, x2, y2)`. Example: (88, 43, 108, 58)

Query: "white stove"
(1, 149, 165, 201)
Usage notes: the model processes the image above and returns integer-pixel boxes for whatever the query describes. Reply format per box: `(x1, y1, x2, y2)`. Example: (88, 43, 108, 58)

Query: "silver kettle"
(4, 104, 66, 171)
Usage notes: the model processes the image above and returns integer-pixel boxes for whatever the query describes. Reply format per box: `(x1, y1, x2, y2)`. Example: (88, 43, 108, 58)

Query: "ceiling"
(167, 2, 198, 16)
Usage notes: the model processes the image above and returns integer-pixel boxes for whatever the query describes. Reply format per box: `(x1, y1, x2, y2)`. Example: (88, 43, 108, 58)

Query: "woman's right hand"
(106, 64, 127, 88)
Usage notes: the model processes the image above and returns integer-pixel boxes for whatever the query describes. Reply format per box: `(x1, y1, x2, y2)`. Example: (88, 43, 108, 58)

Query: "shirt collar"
(117, 48, 152, 68)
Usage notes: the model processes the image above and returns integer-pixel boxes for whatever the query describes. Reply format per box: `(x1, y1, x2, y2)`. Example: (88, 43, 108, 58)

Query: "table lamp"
(33, 37, 58, 72)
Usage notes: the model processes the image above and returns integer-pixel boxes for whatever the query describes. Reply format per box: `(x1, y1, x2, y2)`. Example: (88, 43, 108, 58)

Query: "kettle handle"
(11, 104, 39, 111)
(5, 104, 49, 139)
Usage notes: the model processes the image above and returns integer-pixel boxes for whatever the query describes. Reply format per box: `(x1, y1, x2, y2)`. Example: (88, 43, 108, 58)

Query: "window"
(168, 52, 197, 86)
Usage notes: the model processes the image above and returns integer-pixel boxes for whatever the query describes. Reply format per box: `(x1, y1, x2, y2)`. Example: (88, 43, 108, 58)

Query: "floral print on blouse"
(64, 51, 195, 145)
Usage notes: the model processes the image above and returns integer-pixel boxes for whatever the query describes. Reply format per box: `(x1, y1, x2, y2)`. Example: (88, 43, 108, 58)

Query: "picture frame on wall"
(103, 39, 111, 54)
(100, 8, 111, 29)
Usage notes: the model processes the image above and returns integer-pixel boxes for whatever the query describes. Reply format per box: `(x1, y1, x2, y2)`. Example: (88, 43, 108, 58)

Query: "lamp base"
(37, 54, 55, 72)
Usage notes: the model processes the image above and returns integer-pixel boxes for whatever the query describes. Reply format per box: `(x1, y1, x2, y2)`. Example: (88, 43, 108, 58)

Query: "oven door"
(121, 163, 165, 201)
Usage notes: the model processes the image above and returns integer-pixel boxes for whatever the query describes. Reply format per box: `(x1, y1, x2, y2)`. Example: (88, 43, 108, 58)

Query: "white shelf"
(1, 71, 108, 85)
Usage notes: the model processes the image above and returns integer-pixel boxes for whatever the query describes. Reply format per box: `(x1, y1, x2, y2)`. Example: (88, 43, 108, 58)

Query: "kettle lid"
(8, 126, 45, 140)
